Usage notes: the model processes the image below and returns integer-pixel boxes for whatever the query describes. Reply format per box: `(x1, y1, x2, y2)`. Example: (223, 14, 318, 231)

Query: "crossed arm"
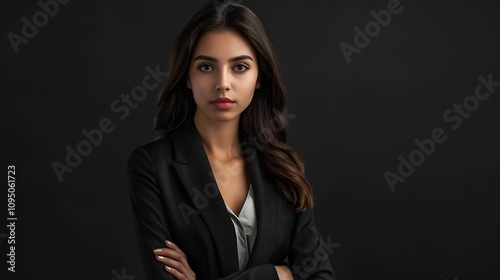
(127, 146, 334, 280)
(152, 240, 293, 280)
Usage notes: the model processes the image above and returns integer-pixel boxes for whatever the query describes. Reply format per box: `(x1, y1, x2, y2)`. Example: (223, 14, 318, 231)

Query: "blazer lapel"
(244, 147, 280, 268)
(171, 122, 239, 274)
(170, 121, 281, 272)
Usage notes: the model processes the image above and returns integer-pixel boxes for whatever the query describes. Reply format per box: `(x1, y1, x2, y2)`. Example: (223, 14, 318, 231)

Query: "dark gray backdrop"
(1, 0, 499, 279)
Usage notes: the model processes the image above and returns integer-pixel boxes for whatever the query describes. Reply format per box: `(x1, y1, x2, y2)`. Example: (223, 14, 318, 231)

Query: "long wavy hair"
(154, 0, 313, 211)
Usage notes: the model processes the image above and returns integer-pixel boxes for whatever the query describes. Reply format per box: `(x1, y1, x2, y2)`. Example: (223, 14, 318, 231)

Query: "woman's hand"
(153, 240, 196, 280)
(274, 265, 293, 280)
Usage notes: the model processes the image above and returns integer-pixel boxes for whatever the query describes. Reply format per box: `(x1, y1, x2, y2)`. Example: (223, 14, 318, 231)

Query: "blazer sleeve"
(127, 147, 280, 280)
(128, 146, 176, 280)
(288, 208, 336, 280)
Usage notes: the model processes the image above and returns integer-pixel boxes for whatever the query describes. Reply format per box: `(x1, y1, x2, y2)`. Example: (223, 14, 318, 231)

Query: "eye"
(198, 64, 213, 72)
(234, 64, 249, 72)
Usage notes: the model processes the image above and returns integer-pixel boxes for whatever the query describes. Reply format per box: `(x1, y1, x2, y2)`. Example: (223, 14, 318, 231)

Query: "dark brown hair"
(154, 0, 313, 211)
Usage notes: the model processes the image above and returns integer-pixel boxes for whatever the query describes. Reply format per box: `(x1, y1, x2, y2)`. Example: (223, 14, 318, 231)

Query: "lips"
(210, 97, 235, 110)
(211, 97, 235, 103)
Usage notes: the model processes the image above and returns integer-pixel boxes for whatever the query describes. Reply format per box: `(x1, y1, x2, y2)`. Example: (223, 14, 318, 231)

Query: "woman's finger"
(165, 240, 186, 257)
(156, 249, 191, 274)
(153, 241, 194, 279)
(163, 241, 190, 268)
(164, 265, 187, 280)
(153, 248, 184, 260)
(156, 255, 190, 275)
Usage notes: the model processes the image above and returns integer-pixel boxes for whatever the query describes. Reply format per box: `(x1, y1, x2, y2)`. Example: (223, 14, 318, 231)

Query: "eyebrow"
(192, 55, 254, 63)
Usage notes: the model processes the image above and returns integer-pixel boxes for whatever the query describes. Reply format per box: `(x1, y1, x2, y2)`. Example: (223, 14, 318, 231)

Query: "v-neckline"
(225, 183, 252, 218)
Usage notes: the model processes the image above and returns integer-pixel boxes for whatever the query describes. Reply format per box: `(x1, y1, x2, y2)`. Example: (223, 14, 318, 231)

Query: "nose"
(215, 69, 230, 92)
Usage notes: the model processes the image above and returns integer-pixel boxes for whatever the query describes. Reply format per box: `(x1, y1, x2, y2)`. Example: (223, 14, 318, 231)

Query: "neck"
(193, 110, 242, 161)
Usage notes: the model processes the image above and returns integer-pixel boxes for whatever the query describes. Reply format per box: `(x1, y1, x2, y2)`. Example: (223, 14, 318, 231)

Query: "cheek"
(189, 76, 211, 98)
(239, 88, 255, 108)
(236, 71, 258, 89)
(191, 89, 209, 109)
(241, 77, 258, 98)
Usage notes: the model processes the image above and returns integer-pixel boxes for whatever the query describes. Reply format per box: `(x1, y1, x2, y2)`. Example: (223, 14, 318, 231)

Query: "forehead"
(192, 29, 256, 59)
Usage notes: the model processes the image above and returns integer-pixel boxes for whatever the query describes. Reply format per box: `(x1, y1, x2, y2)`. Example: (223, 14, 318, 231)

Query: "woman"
(127, 0, 335, 279)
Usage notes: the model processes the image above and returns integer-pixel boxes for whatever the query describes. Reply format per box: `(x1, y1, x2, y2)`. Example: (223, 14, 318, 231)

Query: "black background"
(1, 0, 499, 279)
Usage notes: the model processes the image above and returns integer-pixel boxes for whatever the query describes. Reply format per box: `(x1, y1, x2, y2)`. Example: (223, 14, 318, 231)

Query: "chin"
(212, 115, 239, 122)
(208, 112, 241, 123)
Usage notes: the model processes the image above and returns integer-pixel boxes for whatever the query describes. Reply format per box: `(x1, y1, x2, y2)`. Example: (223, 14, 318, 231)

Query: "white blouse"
(224, 183, 257, 270)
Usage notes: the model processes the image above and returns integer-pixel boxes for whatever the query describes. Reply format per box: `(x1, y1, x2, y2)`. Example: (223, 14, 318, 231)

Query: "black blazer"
(127, 121, 335, 279)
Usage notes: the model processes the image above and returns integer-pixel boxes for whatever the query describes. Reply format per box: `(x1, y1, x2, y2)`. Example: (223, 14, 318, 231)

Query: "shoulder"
(127, 138, 175, 169)
(132, 138, 173, 155)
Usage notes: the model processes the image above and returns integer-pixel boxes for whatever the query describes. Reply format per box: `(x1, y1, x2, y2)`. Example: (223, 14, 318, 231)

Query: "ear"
(255, 78, 261, 89)
(187, 78, 192, 89)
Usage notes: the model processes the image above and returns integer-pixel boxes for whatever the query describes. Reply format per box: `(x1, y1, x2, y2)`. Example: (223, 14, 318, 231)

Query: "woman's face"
(187, 28, 260, 124)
